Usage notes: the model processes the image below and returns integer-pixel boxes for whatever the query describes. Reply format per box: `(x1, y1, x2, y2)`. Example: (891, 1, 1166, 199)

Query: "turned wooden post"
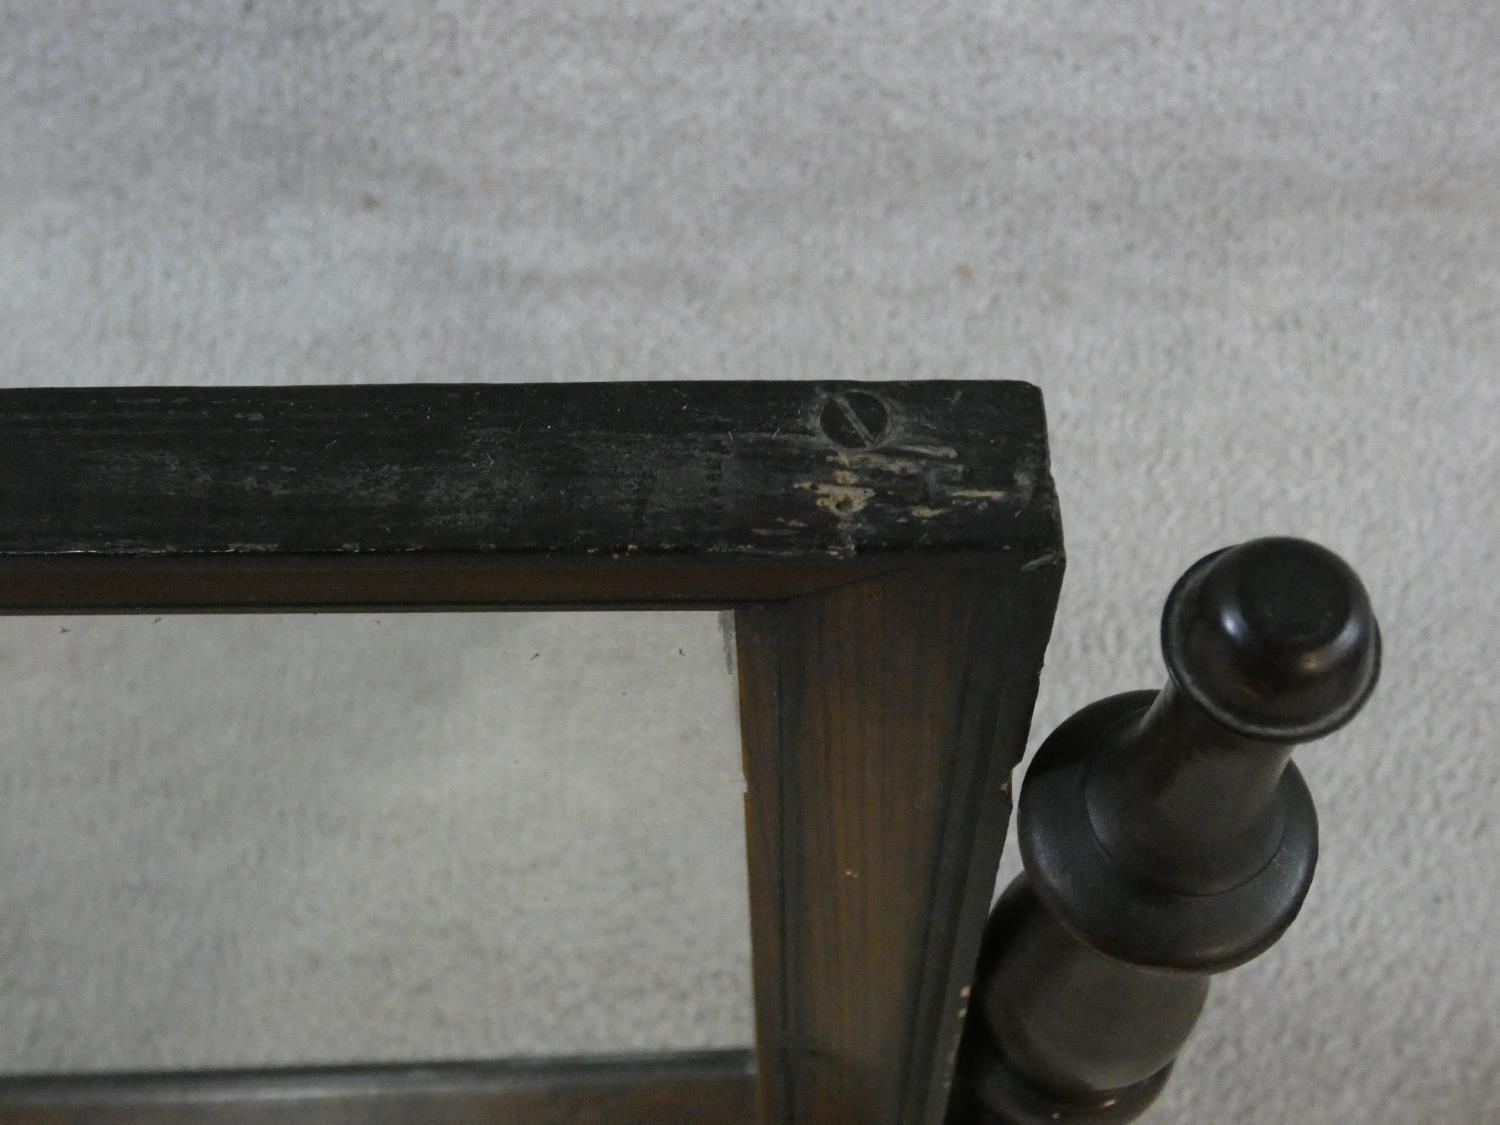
(950, 537, 1381, 1124)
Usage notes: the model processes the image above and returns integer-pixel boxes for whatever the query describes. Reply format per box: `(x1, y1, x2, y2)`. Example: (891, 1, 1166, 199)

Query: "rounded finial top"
(1162, 537, 1381, 742)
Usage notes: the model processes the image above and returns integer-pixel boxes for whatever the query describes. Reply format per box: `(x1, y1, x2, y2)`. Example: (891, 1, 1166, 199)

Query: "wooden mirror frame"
(0, 380, 1063, 1125)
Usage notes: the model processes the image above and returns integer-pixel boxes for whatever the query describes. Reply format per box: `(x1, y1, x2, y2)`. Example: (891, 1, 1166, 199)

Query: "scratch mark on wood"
(1021, 550, 1064, 572)
(834, 451, 928, 477)
(888, 444, 959, 460)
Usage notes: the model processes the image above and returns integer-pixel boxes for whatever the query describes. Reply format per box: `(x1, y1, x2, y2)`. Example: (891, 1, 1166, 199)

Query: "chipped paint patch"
(798, 480, 876, 518)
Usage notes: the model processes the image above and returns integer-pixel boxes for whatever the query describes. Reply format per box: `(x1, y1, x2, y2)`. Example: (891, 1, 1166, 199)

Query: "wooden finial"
(951, 537, 1381, 1124)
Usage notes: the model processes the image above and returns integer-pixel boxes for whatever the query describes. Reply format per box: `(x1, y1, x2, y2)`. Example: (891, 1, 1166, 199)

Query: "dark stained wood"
(952, 539, 1380, 1124)
(0, 1051, 756, 1125)
(0, 551, 912, 612)
(736, 606, 793, 1125)
(736, 556, 1062, 1125)
(899, 562, 1061, 1125)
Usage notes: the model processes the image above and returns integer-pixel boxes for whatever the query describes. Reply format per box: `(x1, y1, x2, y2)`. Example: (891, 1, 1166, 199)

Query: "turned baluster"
(951, 536, 1381, 1124)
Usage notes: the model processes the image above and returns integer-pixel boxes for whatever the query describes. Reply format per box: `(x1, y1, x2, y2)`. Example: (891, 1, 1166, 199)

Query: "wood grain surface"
(0, 1052, 755, 1125)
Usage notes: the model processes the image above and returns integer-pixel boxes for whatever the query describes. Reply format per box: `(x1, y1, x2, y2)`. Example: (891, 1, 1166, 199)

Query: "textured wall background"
(2, 2, 1497, 1121)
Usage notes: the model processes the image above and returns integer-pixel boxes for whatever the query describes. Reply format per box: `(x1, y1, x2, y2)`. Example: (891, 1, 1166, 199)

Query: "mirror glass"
(0, 611, 753, 1072)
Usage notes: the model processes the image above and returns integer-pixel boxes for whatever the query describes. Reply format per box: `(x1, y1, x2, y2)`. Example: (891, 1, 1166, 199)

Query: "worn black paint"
(0, 382, 1051, 562)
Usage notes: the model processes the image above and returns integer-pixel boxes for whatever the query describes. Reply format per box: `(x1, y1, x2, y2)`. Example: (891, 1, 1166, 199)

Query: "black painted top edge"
(0, 381, 1059, 562)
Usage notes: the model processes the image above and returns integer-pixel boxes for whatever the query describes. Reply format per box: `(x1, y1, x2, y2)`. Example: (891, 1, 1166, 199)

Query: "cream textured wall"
(2, 3, 1497, 1121)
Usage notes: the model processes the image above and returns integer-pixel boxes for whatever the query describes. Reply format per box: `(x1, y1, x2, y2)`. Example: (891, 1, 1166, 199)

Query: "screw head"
(818, 391, 890, 449)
